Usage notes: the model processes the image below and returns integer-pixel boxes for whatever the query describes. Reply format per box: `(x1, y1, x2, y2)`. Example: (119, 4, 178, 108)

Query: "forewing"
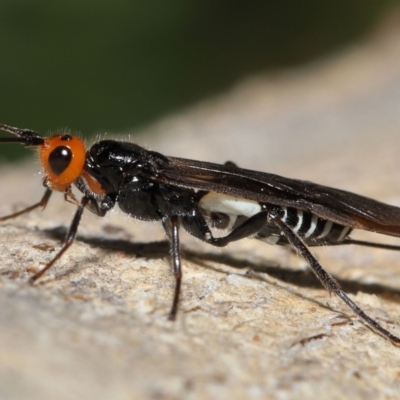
(156, 156, 400, 237)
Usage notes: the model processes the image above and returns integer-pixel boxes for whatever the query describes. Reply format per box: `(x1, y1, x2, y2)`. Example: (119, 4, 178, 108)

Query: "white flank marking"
(199, 193, 261, 217)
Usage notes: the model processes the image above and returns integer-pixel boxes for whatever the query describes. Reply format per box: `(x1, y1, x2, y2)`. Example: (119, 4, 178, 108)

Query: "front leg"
(0, 188, 52, 221)
(30, 195, 93, 283)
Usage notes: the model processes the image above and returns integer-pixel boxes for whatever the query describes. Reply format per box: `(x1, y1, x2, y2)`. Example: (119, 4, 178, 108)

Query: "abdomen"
(199, 192, 352, 246)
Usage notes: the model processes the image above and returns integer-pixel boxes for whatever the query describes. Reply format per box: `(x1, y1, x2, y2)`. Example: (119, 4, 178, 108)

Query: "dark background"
(0, 0, 397, 160)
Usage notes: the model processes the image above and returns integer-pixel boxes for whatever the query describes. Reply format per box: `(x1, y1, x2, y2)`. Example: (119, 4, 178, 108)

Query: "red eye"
(39, 135, 86, 191)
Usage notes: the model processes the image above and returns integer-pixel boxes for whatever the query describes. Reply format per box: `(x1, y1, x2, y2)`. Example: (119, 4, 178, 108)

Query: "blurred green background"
(0, 0, 398, 160)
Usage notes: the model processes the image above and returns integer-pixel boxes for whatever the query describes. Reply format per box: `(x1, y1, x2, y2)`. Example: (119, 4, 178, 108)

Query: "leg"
(29, 195, 91, 283)
(162, 216, 182, 320)
(341, 238, 400, 251)
(182, 209, 270, 247)
(210, 211, 270, 246)
(0, 188, 52, 221)
(271, 213, 400, 345)
(86, 195, 115, 217)
(160, 210, 269, 318)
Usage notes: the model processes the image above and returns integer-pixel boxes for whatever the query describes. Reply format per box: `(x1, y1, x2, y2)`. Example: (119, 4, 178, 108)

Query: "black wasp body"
(81, 140, 352, 250)
(1, 123, 400, 345)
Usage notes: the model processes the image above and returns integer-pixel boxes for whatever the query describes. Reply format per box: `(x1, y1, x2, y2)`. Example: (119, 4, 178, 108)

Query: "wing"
(155, 156, 400, 237)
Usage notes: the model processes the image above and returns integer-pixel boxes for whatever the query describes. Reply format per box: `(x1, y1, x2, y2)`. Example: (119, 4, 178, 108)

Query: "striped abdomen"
(256, 205, 352, 246)
(198, 192, 352, 247)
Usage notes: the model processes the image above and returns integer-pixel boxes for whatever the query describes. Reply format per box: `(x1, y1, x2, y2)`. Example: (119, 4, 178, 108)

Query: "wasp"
(1, 123, 400, 344)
